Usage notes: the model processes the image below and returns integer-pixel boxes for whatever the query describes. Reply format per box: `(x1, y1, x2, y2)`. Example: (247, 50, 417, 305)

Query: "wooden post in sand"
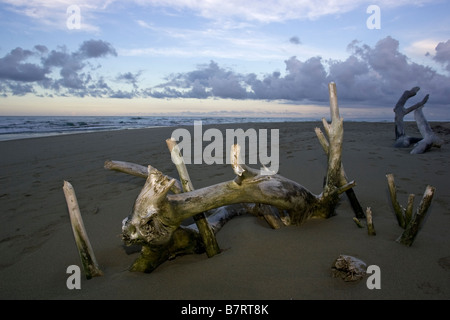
(366, 207, 376, 236)
(63, 181, 103, 279)
(315, 84, 364, 219)
(166, 138, 221, 258)
(386, 174, 436, 246)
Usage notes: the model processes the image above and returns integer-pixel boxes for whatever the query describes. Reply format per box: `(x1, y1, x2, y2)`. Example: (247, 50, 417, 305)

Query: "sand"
(0, 120, 449, 301)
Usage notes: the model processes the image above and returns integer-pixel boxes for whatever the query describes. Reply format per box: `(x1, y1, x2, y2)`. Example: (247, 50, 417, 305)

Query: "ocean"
(0, 115, 328, 141)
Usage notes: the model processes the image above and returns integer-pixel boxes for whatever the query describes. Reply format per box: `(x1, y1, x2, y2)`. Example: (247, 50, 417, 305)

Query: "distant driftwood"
(393, 87, 443, 154)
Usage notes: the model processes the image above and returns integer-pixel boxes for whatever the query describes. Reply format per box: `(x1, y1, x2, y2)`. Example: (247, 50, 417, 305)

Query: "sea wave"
(0, 116, 318, 141)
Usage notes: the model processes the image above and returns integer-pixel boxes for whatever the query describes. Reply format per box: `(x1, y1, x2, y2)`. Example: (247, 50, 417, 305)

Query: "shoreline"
(5, 117, 447, 143)
(0, 121, 449, 300)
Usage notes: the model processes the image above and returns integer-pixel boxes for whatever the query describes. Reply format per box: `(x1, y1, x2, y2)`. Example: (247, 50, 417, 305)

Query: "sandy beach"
(0, 120, 449, 301)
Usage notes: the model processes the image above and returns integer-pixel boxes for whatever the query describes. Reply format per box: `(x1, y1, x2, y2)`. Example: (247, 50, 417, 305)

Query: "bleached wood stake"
(166, 138, 221, 258)
(63, 180, 103, 279)
(386, 173, 406, 228)
(366, 207, 376, 236)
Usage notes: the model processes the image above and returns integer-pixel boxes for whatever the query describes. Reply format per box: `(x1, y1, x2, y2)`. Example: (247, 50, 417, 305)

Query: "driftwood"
(386, 173, 436, 246)
(352, 207, 375, 235)
(331, 255, 367, 282)
(63, 181, 103, 279)
(393, 87, 443, 153)
(365, 207, 376, 236)
(411, 107, 444, 154)
(104, 82, 360, 273)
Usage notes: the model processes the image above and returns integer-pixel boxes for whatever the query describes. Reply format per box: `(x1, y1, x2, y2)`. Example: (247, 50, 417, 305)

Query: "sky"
(0, 0, 449, 119)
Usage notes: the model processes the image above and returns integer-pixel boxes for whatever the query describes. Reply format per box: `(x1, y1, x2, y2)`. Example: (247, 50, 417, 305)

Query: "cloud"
(2, 0, 437, 36)
(146, 36, 450, 107)
(0, 0, 107, 32)
(0, 39, 119, 97)
(150, 61, 248, 99)
(116, 71, 142, 90)
(433, 40, 450, 72)
(78, 39, 117, 58)
(1, 36, 449, 109)
(133, 0, 436, 23)
(289, 36, 301, 45)
(0, 47, 49, 82)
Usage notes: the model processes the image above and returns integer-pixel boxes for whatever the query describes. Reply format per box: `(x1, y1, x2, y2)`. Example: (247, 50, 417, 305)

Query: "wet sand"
(0, 121, 449, 300)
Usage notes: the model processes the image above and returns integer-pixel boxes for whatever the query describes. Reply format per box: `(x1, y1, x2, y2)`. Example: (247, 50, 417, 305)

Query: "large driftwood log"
(109, 82, 357, 273)
(393, 87, 443, 153)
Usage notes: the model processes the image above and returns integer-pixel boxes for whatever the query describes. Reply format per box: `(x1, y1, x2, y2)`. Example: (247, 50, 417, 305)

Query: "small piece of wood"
(63, 180, 103, 279)
(353, 217, 364, 228)
(104, 160, 183, 193)
(405, 194, 415, 226)
(386, 173, 406, 228)
(104, 160, 149, 178)
(366, 207, 376, 236)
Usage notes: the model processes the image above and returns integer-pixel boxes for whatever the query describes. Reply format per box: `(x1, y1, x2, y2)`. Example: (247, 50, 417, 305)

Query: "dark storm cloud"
(0, 39, 120, 97)
(148, 36, 450, 107)
(289, 36, 301, 45)
(149, 61, 248, 99)
(433, 40, 450, 72)
(0, 47, 48, 82)
(344, 37, 450, 105)
(1, 36, 449, 108)
(78, 39, 117, 58)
